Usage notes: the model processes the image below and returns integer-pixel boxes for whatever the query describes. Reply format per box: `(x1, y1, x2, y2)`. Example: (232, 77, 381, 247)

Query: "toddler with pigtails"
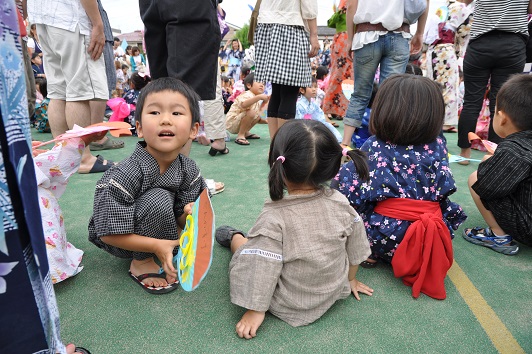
(216, 119, 373, 339)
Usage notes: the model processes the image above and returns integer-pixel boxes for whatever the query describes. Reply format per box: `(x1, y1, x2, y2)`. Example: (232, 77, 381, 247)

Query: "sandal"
(462, 227, 519, 255)
(215, 225, 247, 248)
(245, 133, 260, 140)
(89, 138, 124, 151)
(359, 255, 378, 268)
(79, 155, 115, 174)
(208, 145, 229, 156)
(206, 179, 225, 195)
(331, 122, 339, 127)
(235, 138, 250, 145)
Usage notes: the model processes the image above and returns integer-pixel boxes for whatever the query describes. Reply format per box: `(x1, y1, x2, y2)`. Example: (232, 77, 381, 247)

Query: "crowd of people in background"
(2, 0, 532, 352)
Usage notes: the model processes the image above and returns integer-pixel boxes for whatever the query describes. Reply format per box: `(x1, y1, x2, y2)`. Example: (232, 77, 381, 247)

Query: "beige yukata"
(229, 189, 371, 327)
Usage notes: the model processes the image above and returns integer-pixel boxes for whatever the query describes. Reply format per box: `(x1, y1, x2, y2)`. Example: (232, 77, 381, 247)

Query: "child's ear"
(136, 121, 143, 138)
(299, 88, 305, 94)
(188, 122, 199, 140)
(497, 110, 509, 126)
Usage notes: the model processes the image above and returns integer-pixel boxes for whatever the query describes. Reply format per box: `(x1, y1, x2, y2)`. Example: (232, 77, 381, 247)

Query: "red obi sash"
(374, 198, 453, 300)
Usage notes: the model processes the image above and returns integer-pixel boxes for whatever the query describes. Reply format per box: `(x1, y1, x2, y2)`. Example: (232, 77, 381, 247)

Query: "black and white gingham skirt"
(254, 23, 312, 87)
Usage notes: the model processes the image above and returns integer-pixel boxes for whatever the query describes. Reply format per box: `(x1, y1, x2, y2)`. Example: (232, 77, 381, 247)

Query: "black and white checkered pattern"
(88, 142, 206, 260)
(254, 24, 312, 87)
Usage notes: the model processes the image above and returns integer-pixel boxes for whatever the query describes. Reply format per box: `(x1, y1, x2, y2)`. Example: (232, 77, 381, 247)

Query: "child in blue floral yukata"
(333, 75, 467, 300)
(296, 77, 342, 143)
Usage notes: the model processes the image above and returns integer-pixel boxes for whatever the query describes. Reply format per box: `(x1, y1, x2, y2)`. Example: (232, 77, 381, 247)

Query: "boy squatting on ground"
(225, 73, 269, 146)
(463, 74, 532, 255)
(89, 78, 207, 294)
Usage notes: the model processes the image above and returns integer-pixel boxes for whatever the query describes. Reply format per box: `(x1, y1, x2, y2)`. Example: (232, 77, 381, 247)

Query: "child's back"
(229, 189, 369, 326)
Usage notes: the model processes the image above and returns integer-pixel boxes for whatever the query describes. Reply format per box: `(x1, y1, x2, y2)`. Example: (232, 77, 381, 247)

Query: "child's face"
(301, 84, 317, 100)
(247, 81, 265, 95)
(32, 56, 42, 65)
(136, 90, 199, 161)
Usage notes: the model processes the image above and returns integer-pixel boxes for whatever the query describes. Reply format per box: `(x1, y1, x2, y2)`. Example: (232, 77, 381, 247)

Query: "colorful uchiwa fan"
(175, 188, 215, 291)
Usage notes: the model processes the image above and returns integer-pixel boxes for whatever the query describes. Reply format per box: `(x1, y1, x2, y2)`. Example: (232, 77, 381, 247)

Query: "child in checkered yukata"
(89, 78, 206, 294)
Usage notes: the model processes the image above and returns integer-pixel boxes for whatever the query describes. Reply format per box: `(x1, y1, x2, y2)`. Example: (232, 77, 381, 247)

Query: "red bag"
(471, 93, 490, 152)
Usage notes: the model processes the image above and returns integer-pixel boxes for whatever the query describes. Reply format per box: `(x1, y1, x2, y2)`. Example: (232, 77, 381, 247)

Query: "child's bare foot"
(130, 258, 175, 287)
(236, 310, 265, 339)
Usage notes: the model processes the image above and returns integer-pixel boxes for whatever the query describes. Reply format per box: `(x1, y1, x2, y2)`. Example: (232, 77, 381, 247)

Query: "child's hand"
(183, 202, 194, 216)
(349, 278, 374, 300)
(236, 310, 265, 339)
(152, 238, 181, 279)
(260, 94, 270, 104)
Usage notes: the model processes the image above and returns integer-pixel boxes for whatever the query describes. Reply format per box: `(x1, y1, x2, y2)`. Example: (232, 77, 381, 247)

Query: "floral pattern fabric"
(332, 136, 467, 262)
(425, 0, 472, 126)
(34, 139, 86, 284)
(322, 31, 352, 117)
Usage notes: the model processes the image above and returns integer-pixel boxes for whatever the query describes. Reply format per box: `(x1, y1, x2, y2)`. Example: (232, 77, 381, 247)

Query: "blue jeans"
(344, 33, 410, 128)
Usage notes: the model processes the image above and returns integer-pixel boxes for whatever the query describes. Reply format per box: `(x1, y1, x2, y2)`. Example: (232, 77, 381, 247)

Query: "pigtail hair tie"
(276, 156, 285, 164)
(342, 148, 350, 157)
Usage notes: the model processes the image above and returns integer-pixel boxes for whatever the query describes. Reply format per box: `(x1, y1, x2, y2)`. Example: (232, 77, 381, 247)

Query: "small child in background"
(316, 65, 330, 92)
(33, 131, 106, 283)
(216, 120, 372, 338)
(33, 78, 50, 132)
(296, 77, 342, 143)
(464, 75, 532, 255)
(229, 65, 251, 103)
(31, 52, 45, 79)
(122, 64, 130, 92)
(89, 78, 207, 294)
(334, 74, 466, 300)
(123, 72, 151, 132)
(115, 60, 125, 97)
(221, 75, 234, 114)
(225, 73, 269, 145)
(351, 82, 377, 148)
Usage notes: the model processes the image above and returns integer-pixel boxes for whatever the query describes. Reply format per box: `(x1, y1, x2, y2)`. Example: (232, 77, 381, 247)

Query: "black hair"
(405, 63, 423, 76)
(299, 77, 318, 97)
(35, 77, 47, 98)
(221, 76, 230, 83)
(369, 74, 444, 146)
(132, 46, 140, 53)
(243, 72, 255, 91)
(316, 66, 329, 80)
(121, 64, 129, 70)
(130, 72, 151, 91)
(135, 77, 201, 126)
(126, 45, 132, 51)
(496, 74, 532, 131)
(113, 37, 120, 42)
(267, 120, 369, 201)
(241, 66, 251, 78)
(31, 52, 40, 60)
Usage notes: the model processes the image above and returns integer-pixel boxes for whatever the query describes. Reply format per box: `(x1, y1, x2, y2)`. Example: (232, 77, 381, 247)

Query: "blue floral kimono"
(332, 135, 467, 262)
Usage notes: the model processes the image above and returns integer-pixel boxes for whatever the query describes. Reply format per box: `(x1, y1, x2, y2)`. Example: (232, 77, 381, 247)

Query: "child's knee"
(467, 171, 478, 188)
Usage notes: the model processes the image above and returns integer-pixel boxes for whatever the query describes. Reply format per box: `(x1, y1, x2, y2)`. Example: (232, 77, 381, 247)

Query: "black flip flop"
(245, 134, 260, 139)
(208, 145, 229, 156)
(128, 271, 180, 294)
(235, 138, 250, 145)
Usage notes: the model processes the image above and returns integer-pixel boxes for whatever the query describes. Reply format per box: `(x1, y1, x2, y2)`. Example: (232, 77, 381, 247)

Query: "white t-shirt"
(351, 0, 411, 50)
(114, 46, 125, 58)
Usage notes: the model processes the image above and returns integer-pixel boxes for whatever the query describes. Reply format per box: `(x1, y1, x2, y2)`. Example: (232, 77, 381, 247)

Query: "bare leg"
(90, 100, 120, 146)
(267, 117, 279, 139)
(459, 147, 471, 166)
(342, 124, 356, 147)
(237, 110, 259, 141)
(47, 99, 69, 137)
(230, 233, 248, 254)
(468, 171, 506, 235)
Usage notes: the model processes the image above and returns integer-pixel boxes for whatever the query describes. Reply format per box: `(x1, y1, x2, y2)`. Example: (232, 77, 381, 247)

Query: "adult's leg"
(485, 33, 526, 144)
(378, 33, 410, 83)
(160, 0, 220, 100)
(343, 38, 382, 145)
(139, 0, 168, 79)
(457, 36, 493, 157)
(204, 66, 229, 153)
(267, 83, 282, 138)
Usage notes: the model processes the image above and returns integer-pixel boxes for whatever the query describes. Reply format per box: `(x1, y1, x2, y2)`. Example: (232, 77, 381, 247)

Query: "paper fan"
(175, 188, 215, 291)
(468, 132, 498, 154)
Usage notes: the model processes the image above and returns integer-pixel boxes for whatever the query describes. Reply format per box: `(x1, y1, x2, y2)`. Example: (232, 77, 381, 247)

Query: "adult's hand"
(88, 24, 105, 61)
(308, 35, 320, 58)
(410, 33, 423, 55)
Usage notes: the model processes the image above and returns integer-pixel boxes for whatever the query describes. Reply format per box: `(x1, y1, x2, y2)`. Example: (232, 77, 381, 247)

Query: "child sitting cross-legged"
(89, 77, 207, 294)
(463, 74, 532, 255)
(225, 73, 269, 146)
(216, 120, 373, 339)
(333, 74, 467, 300)
(296, 77, 342, 143)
